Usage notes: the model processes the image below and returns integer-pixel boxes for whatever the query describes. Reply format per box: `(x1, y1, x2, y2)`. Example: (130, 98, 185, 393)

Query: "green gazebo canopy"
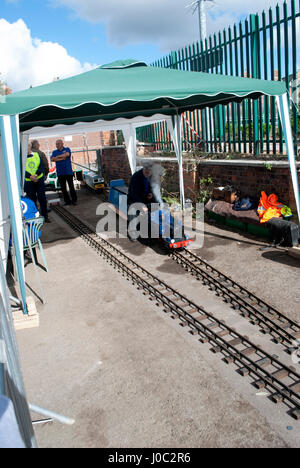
(0, 59, 298, 321)
(0, 59, 286, 131)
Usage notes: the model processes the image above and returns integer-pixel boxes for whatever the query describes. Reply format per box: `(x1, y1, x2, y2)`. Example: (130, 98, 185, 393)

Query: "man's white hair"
(142, 161, 153, 170)
(31, 139, 39, 149)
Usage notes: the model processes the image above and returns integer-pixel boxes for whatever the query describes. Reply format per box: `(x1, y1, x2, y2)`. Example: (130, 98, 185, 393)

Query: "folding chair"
(10, 216, 48, 304)
(22, 217, 49, 273)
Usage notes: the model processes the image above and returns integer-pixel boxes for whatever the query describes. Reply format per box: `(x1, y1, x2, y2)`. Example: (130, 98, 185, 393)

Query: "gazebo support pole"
(176, 114, 185, 210)
(276, 93, 300, 222)
(123, 125, 137, 174)
(167, 114, 185, 209)
(0, 115, 27, 315)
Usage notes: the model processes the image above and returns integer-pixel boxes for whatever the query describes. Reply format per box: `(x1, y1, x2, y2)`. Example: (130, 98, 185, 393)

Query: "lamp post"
(187, 0, 214, 151)
(187, 0, 214, 43)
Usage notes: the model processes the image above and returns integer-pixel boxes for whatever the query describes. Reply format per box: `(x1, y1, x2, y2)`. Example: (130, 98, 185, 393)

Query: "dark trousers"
(24, 179, 48, 219)
(127, 202, 153, 240)
(58, 174, 77, 204)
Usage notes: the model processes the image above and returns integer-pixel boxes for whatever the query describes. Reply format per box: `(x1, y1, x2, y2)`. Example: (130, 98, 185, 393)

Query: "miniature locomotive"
(83, 170, 105, 191)
(109, 179, 193, 249)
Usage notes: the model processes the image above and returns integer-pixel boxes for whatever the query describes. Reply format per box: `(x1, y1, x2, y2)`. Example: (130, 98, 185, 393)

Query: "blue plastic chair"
(10, 216, 48, 304)
(22, 216, 49, 272)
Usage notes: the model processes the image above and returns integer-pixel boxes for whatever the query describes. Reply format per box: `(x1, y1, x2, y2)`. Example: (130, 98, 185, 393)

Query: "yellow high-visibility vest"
(25, 152, 44, 182)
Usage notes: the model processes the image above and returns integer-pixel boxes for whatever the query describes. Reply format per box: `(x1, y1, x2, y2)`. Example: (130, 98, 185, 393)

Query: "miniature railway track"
(53, 205, 300, 420)
(170, 248, 300, 352)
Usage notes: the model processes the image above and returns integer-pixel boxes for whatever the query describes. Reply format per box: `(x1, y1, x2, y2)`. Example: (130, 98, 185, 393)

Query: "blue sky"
(1, 0, 162, 67)
(0, 0, 285, 91)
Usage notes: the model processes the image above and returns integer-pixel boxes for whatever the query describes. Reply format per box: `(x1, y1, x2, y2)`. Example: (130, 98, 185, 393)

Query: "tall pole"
(187, 0, 213, 150)
(198, 0, 207, 42)
(198, 0, 212, 151)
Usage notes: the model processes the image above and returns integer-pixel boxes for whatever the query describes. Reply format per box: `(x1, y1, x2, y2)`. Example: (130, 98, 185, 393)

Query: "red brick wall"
(100, 147, 132, 184)
(145, 159, 300, 212)
(97, 148, 300, 213)
(157, 160, 198, 200)
(198, 163, 300, 211)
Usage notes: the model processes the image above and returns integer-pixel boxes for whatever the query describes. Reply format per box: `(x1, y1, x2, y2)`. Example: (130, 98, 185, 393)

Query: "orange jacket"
(257, 192, 284, 223)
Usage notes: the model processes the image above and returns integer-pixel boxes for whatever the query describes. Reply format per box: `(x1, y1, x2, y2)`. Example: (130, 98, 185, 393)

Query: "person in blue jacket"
(128, 165, 153, 206)
(51, 139, 77, 206)
(127, 165, 154, 242)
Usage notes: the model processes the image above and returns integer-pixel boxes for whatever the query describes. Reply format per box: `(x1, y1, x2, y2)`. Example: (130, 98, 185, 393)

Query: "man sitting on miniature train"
(127, 164, 158, 242)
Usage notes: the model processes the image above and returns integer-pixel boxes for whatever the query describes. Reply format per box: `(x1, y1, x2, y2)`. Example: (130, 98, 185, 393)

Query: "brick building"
(30, 130, 116, 171)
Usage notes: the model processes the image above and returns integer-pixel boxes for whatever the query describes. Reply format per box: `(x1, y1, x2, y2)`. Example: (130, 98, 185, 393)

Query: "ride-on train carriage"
(83, 170, 105, 191)
(109, 179, 194, 249)
(45, 168, 60, 190)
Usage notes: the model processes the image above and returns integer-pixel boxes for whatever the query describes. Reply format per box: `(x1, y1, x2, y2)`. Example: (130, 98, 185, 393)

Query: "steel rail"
(53, 206, 300, 419)
(170, 248, 300, 350)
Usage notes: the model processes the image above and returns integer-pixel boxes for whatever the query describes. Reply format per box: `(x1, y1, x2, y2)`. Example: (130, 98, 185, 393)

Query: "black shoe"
(71, 201, 78, 206)
(62, 202, 71, 206)
(45, 218, 51, 223)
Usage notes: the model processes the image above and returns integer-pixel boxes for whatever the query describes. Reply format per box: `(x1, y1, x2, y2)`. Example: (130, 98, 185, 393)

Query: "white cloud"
(52, 0, 281, 51)
(0, 18, 96, 92)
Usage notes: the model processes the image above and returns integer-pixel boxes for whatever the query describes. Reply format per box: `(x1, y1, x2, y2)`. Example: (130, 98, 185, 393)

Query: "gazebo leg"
(276, 93, 300, 223)
(0, 115, 28, 315)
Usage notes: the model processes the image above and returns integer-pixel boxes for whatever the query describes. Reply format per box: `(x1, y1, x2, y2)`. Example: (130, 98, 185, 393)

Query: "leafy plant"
(161, 189, 180, 205)
(198, 176, 214, 204)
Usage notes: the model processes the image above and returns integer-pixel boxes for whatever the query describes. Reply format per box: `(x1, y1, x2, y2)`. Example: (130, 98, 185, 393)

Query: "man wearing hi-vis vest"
(24, 143, 50, 223)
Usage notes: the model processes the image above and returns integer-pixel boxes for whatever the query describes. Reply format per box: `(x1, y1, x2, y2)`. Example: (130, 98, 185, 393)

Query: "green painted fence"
(137, 0, 299, 156)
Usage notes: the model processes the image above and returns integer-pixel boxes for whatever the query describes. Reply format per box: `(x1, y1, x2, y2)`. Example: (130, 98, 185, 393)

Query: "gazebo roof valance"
(0, 60, 286, 132)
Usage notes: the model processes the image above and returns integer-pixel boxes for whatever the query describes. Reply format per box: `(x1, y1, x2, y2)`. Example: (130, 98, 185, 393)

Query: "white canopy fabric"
(167, 115, 184, 208)
(22, 113, 179, 179)
(21, 114, 171, 137)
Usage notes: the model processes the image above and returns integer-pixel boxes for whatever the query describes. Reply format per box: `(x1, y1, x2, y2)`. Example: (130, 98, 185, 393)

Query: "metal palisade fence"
(137, 0, 300, 156)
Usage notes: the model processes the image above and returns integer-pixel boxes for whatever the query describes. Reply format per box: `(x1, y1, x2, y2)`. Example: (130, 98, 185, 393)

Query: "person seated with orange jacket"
(257, 191, 284, 224)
